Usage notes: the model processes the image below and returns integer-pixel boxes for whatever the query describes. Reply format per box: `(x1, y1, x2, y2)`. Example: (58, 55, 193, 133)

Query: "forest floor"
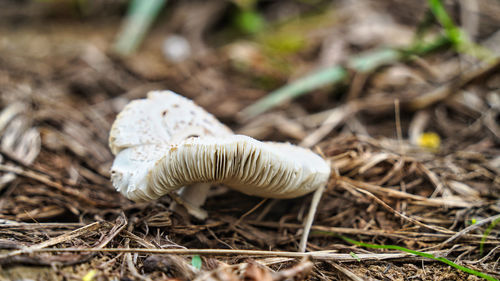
(0, 0, 499, 280)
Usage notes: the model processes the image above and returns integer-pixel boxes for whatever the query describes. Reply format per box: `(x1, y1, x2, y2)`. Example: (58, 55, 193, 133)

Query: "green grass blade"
(480, 216, 500, 256)
(240, 1, 498, 120)
(114, 0, 167, 55)
(348, 48, 400, 72)
(427, 0, 495, 61)
(338, 235, 499, 281)
(349, 251, 361, 262)
(240, 66, 347, 119)
(427, 0, 462, 45)
(240, 36, 449, 120)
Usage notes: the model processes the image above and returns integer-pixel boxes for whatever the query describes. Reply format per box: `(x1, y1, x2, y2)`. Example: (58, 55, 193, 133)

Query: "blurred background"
(0, 0, 499, 280)
(1, 0, 498, 137)
(0, 0, 499, 172)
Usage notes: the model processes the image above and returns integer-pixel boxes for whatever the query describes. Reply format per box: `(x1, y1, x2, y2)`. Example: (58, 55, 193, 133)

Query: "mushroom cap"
(109, 91, 331, 202)
(109, 91, 233, 201)
(109, 90, 232, 155)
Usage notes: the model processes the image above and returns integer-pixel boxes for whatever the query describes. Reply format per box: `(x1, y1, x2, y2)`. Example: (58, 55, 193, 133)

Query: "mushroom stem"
(299, 183, 325, 253)
(175, 183, 211, 220)
(179, 183, 211, 207)
(169, 189, 208, 220)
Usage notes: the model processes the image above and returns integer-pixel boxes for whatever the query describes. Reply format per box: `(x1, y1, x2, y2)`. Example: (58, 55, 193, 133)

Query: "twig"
(0, 223, 84, 229)
(395, 99, 403, 149)
(299, 184, 325, 252)
(408, 58, 500, 110)
(329, 262, 365, 281)
(430, 214, 500, 250)
(467, 246, 500, 265)
(342, 182, 453, 234)
(235, 198, 268, 225)
(418, 163, 445, 198)
(339, 177, 479, 208)
(1, 150, 109, 191)
(245, 221, 499, 243)
(0, 164, 111, 207)
(17, 247, 450, 262)
(122, 230, 157, 249)
(0, 221, 102, 259)
(300, 102, 359, 148)
(94, 214, 127, 249)
(272, 258, 314, 280)
(124, 219, 152, 281)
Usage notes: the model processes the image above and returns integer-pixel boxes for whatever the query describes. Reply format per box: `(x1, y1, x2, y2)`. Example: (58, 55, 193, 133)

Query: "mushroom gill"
(147, 135, 331, 201)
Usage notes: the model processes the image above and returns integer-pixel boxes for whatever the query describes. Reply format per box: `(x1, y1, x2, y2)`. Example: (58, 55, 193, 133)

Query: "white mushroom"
(109, 90, 330, 210)
(109, 90, 233, 216)
(109, 90, 232, 156)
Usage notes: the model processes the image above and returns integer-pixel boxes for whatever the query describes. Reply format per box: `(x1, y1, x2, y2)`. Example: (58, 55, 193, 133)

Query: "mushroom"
(114, 134, 330, 201)
(109, 91, 331, 251)
(109, 90, 233, 217)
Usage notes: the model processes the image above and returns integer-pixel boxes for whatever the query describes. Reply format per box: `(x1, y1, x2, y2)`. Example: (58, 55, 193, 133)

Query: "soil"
(0, 0, 499, 280)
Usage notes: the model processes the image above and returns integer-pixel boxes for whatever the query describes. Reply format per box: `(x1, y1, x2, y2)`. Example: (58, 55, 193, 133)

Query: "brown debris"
(0, 0, 499, 280)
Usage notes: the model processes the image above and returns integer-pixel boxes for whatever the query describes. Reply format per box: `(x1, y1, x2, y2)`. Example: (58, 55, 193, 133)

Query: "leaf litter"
(0, 0, 499, 280)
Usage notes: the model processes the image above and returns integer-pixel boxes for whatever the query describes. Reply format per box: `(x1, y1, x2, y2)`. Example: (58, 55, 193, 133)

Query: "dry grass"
(0, 0, 499, 280)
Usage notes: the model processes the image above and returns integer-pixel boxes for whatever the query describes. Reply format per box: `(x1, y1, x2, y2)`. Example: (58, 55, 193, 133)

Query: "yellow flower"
(82, 270, 97, 281)
(417, 132, 441, 150)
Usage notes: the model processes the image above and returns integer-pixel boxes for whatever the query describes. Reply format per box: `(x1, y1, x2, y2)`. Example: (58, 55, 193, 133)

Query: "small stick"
(17, 247, 448, 261)
(345, 183, 452, 234)
(430, 214, 500, 250)
(235, 198, 268, 225)
(0, 221, 102, 259)
(394, 99, 403, 149)
(299, 184, 326, 252)
(339, 176, 478, 208)
(0, 164, 107, 207)
(245, 220, 498, 242)
(329, 262, 365, 281)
